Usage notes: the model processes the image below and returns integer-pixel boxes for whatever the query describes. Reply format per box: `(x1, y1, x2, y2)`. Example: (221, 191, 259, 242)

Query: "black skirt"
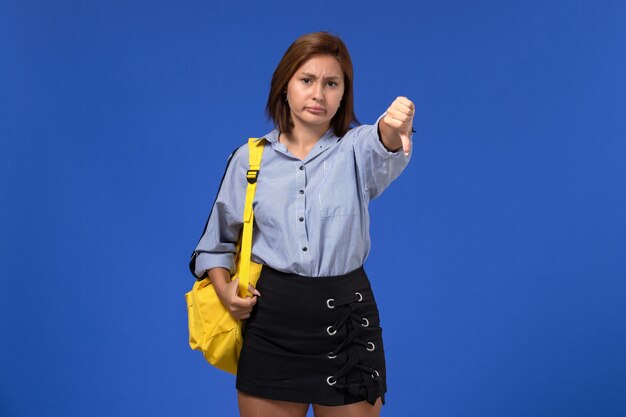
(236, 264, 387, 406)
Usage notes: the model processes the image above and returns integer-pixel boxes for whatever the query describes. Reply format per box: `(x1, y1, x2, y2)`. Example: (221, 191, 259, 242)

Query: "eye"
(327, 81, 338, 87)
(301, 78, 312, 84)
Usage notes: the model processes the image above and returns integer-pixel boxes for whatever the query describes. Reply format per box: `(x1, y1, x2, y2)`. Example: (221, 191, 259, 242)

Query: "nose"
(312, 82, 324, 101)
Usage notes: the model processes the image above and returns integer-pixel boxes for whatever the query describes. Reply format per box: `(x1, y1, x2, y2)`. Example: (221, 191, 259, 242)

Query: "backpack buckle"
(246, 169, 259, 184)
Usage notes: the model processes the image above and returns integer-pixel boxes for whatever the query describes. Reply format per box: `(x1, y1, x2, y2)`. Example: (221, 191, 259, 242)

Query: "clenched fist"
(379, 96, 415, 156)
(220, 277, 261, 320)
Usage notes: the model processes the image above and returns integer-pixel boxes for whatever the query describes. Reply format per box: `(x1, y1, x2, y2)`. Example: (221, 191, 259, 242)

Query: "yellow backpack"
(185, 137, 265, 374)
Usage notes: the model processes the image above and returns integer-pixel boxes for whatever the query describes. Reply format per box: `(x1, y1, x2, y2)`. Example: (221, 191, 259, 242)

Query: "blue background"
(2, 0, 625, 416)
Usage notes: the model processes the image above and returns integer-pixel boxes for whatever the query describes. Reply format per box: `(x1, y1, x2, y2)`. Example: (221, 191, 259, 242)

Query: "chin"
(297, 114, 332, 127)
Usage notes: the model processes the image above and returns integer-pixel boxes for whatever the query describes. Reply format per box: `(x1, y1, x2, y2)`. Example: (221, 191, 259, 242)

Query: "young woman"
(190, 31, 414, 417)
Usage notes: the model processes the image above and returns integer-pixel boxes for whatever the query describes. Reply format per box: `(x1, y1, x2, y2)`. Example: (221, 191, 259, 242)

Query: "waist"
(259, 264, 370, 294)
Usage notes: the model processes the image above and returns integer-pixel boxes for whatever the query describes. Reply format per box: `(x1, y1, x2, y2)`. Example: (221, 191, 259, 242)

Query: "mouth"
(305, 107, 326, 114)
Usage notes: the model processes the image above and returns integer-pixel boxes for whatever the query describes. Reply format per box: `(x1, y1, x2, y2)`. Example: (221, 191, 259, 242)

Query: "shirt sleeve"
(349, 113, 413, 201)
(189, 143, 249, 279)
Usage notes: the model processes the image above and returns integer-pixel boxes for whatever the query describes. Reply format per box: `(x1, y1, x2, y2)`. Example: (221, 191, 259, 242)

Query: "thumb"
(399, 133, 411, 156)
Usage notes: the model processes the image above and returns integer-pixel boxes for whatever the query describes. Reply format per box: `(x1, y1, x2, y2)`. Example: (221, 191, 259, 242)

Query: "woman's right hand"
(220, 277, 261, 320)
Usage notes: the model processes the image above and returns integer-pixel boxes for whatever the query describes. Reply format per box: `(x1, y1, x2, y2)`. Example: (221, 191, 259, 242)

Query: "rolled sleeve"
(194, 251, 235, 279)
(351, 113, 412, 201)
(189, 144, 248, 279)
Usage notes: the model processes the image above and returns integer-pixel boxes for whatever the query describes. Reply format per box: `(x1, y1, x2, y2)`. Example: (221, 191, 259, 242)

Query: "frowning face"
(285, 54, 345, 133)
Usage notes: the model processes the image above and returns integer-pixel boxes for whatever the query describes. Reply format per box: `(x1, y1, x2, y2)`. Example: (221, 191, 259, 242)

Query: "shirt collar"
(259, 127, 339, 148)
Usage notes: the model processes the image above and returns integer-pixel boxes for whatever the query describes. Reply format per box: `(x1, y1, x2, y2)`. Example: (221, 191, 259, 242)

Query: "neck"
(282, 120, 330, 150)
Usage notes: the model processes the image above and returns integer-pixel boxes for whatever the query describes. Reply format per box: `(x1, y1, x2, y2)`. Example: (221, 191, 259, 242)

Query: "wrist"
(377, 119, 403, 152)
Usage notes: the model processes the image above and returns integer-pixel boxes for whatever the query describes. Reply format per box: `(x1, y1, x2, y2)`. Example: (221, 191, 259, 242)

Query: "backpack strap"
(238, 138, 265, 296)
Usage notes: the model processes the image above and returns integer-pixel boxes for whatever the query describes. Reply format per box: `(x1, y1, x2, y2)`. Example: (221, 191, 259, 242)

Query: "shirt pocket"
(318, 155, 360, 218)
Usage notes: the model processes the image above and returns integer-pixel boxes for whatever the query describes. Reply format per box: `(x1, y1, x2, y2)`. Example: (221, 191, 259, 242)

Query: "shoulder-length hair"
(266, 31, 359, 137)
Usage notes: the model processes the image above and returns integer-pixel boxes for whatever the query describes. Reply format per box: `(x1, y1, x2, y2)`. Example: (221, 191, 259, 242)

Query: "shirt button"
(299, 189, 304, 194)
(299, 165, 304, 170)
(302, 246, 308, 252)
(299, 217, 304, 222)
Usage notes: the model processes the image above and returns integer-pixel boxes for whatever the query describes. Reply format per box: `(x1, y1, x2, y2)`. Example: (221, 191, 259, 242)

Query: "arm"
(189, 144, 259, 319)
(191, 145, 248, 279)
(349, 97, 414, 201)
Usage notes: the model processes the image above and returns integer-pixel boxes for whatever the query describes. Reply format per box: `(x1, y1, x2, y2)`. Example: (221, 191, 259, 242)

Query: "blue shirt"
(190, 114, 412, 278)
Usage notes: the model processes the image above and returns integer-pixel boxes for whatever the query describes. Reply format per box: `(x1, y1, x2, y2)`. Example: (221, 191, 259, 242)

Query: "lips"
(305, 107, 326, 114)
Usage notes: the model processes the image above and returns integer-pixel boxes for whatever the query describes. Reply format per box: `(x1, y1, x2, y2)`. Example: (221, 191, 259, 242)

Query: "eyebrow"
(300, 72, 341, 81)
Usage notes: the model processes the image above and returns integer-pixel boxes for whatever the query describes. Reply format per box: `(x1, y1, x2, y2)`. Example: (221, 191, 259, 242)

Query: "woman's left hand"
(379, 96, 414, 156)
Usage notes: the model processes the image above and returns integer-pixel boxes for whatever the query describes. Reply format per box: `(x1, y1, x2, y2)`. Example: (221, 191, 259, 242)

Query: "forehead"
(295, 54, 343, 76)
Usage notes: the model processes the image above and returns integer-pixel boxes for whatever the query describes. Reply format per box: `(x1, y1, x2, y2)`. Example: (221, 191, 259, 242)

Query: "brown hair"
(266, 31, 359, 137)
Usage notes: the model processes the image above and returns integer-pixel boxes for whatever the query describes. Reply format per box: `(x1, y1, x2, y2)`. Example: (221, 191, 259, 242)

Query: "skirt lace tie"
(324, 290, 385, 406)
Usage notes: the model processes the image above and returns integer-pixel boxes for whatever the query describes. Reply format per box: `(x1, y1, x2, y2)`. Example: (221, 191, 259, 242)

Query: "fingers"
(248, 283, 261, 297)
(384, 97, 414, 126)
(228, 294, 257, 320)
(391, 97, 414, 118)
(384, 108, 412, 128)
(396, 96, 415, 111)
(390, 96, 414, 116)
(230, 278, 261, 297)
(225, 277, 259, 320)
